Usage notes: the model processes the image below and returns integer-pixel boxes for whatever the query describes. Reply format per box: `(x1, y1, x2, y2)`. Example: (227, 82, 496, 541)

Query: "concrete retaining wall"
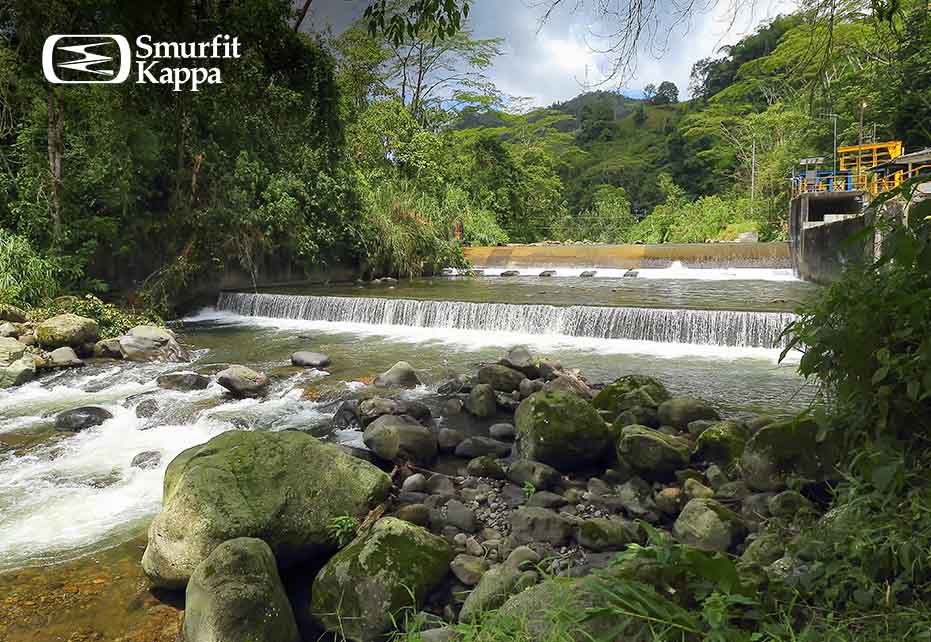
(463, 242, 791, 269)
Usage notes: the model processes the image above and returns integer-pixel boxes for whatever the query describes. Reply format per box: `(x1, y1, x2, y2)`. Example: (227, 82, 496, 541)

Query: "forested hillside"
(0, 0, 929, 312)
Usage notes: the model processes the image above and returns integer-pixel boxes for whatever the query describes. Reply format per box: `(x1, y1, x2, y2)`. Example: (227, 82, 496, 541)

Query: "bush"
(0, 229, 61, 306)
(555, 185, 635, 243)
(30, 294, 162, 339)
(444, 186, 509, 246)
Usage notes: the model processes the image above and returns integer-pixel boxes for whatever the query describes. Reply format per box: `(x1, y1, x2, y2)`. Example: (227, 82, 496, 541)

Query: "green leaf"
(872, 366, 890, 384)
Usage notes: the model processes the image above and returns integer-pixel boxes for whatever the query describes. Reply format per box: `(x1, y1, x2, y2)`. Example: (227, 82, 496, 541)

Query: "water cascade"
(217, 292, 794, 349)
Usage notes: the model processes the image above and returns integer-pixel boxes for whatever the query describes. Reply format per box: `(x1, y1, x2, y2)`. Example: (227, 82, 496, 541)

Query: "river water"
(0, 268, 819, 640)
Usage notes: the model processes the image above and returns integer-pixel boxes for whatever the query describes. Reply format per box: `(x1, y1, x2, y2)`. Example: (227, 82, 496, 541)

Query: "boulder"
(592, 375, 670, 418)
(0, 303, 26, 323)
(310, 517, 452, 641)
(55, 406, 113, 432)
(445, 499, 478, 532)
(518, 378, 543, 399)
(135, 398, 159, 419)
(510, 507, 571, 546)
(506, 460, 561, 491)
(740, 418, 839, 491)
(459, 564, 537, 624)
(216, 365, 269, 398)
(467, 456, 506, 479)
(455, 436, 511, 458)
(365, 414, 437, 464)
(576, 518, 639, 552)
(0, 321, 16, 338)
(131, 450, 162, 470)
(515, 391, 611, 471)
(465, 383, 496, 418)
(396, 504, 430, 527)
(614, 406, 660, 429)
(184, 537, 299, 642)
(498, 345, 540, 378)
(358, 397, 432, 427)
(683, 478, 714, 500)
(694, 421, 749, 467)
(119, 325, 189, 362)
(616, 477, 658, 518)
(362, 416, 401, 461)
(657, 396, 719, 429)
(478, 364, 526, 393)
(739, 533, 785, 569)
(673, 498, 745, 552)
(767, 490, 813, 518)
(542, 373, 593, 398)
(35, 313, 98, 349)
(0, 337, 35, 388)
(290, 351, 331, 368)
(489, 422, 516, 440)
(374, 361, 421, 388)
(450, 553, 489, 586)
(142, 430, 392, 589)
(617, 425, 691, 478)
(93, 338, 123, 359)
(157, 371, 210, 391)
(437, 428, 465, 453)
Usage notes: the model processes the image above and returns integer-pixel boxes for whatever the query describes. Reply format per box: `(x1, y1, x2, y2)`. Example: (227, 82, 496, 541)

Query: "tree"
(652, 81, 679, 105)
(643, 83, 657, 102)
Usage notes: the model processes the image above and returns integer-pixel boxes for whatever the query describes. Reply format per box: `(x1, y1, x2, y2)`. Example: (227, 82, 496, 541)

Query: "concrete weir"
(463, 242, 790, 269)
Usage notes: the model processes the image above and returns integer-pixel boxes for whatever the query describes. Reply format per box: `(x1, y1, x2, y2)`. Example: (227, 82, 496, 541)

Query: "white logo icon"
(42, 35, 131, 84)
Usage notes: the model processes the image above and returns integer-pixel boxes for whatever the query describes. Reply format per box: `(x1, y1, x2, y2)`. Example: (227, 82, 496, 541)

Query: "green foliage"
(444, 187, 509, 246)
(555, 185, 635, 243)
(29, 294, 162, 339)
(0, 229, 61, 306)
(327, 515, 359, 548)
(521, 481, 536, 499)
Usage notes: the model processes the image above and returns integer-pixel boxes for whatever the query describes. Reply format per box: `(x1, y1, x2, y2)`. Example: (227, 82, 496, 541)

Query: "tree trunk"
(47, 87, 64, 244)
(294, 0, 313, 32)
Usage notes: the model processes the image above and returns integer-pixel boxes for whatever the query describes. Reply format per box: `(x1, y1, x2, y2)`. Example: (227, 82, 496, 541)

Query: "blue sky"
(308, 0, 797, 106)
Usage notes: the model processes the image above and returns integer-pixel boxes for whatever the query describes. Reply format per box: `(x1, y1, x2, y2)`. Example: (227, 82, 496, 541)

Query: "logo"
(42, 34, 240, 91)
(43, 35, 131, 84)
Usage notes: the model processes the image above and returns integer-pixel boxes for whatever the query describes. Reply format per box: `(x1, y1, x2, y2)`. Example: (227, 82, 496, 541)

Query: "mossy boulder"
(617, 425, 691, 478)
(184, 537, 299, 642)
(657, 396, 719, 429)
(694, 421, 749, 467)
(673, 498, 745, 552)
(35, 313, 98, 349)
(0, 303, 26, 323)
(478, 364, 526, 393)
(592, 375, 670, 419)
(310, 517, 452, 641)
(738, 533, 785, 569)
(575, 517, 639, 552)
(142, 430, 392, 589)
(119, 325, 189, 362)
(0, 337, 34, 388)
(515, 391, 612, 470)
(740, 418, 839, 491)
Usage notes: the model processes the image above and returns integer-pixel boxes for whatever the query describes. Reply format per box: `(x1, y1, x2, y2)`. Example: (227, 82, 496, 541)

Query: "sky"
(307, 0, 798, 107)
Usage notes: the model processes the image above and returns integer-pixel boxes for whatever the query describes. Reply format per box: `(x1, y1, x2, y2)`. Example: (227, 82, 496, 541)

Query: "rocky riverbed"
(0, 309, 832, 642)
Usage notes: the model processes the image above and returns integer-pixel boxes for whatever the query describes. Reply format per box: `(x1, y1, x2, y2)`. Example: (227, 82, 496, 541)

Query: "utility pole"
(858, 101, 866, 186)
(750, 134, 756, 218)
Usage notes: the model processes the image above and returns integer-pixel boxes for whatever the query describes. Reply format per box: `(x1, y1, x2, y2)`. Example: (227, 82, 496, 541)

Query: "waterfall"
(216, 292, 795, 349)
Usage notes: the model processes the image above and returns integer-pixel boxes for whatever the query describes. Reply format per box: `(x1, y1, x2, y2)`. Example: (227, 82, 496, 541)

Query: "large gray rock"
(673, 498, 745, 552)
(576, 518, 639, 552)
(157, 371, 210, 391)
(358, 397, 431, 427)
(455, 436, 511, 458)
(184, 537, 299, 642)
(55, 406, 113, 432)
(498, 345, 540, 378)
(119, 325, 189, 362)
(465, 383, 496, 417)
(617, 425, 691, 478)
(657, 396, 720, 429)
(374, 361, 422, 388)
(142, 430, 392, 589)
(362, 415, 402, 461)
(217, 365, 269, 398)
(35, 313, 98, 349)
(93, 337, 123, 358)
(0, 303, 26, 323)
(592, 374, 670, 418)
(740, 418, 839, 491)
(542, 373, 594, 398)
(0, 322, 16, 337)
(0, 337, 34, 388)
(459, 564, 536, 624)
(367, 414, 437, 463)
(478, 364, 526, 393)
(47, 346, 83, 368)
(310, 517, 452, 641)
(290, 351, 331, 367)
(515, 391, 611, 471)
(510, 507, 571, 546)
(506, 460, 561, 491)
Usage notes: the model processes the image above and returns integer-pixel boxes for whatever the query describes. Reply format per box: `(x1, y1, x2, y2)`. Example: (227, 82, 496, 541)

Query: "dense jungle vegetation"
(1, 0, 929, 313)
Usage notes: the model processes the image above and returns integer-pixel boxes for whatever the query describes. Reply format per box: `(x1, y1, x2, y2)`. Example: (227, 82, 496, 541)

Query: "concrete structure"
(463, 242, 791, 269)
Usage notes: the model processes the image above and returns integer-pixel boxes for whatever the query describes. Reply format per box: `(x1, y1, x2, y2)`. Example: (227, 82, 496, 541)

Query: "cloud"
(307, 0, 799, 106)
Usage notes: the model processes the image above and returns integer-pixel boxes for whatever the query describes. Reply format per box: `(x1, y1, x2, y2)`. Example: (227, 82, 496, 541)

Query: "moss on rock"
(617, 425, 691, 478)
(694, 421, 749, 468)
(310, 517, 452, 641)
(515, 391, 612, 471)
(740, 418, 840, 491)
(592, 375, 670, 419)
